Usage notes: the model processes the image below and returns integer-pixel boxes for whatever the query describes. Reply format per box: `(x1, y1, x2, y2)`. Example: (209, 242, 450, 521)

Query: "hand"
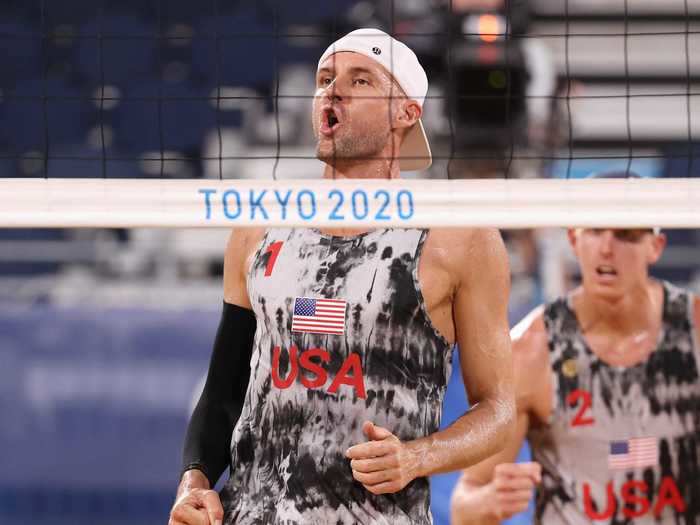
(168, 487, 224, 525)
(345, 421, 420, 495)
(485, 462, 541, 520)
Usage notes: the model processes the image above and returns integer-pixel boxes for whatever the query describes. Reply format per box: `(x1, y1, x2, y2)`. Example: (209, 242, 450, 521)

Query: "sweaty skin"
(450, 228, 700, 525)
(169, 50, 515, 525)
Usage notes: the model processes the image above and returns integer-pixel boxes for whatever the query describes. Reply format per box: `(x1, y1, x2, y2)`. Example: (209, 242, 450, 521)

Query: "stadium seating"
(74, 15, 156, 86)
(0, 17, 43, 89)
(3, 77, 92, 153)
(114, 79, 217, 155)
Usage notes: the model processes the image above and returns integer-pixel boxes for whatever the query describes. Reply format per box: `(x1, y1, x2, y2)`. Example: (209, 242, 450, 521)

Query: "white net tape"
(1, 177, 698, 229)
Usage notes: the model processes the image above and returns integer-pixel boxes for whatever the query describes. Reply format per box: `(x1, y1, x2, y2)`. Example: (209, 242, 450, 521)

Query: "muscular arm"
(346, 229, 516, 494)
(171, 229, 263, 525)
(451, 307, 551, 525)
(409, 229, 516, 476)
(181, 302, 256, 485)
(451, 412, 532, 525)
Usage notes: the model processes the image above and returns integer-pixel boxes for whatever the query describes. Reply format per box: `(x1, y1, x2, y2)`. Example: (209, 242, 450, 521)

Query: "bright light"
(478, 14, 502, 43)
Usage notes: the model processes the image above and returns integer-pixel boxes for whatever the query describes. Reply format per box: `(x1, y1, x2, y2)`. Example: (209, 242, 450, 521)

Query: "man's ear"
(567, 228, 579, 252)
(393, 99, 421, 131)
(647, 232, 666, 265)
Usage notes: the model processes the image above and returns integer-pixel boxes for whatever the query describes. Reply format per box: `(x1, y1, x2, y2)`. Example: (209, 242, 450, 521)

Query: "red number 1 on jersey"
(264, 241, 283, 277)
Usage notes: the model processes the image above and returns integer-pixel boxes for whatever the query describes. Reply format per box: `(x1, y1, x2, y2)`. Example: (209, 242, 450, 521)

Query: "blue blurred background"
(1, 0, 699, 524)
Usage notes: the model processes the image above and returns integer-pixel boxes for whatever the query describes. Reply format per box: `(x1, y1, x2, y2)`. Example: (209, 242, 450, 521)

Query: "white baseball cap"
(318, 28, 432, 171)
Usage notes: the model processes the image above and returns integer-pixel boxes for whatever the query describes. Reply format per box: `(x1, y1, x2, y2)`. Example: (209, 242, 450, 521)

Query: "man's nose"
(323, 79, 344, 102)
(599, 230, 615, 254)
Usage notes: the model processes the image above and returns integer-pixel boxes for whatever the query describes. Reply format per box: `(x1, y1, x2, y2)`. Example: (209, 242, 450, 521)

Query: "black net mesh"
(0, 0, 697, 182)
(1, 3, 700, 525)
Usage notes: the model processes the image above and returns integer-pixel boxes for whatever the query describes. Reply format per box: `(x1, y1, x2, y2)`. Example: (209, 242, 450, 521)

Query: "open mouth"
(320, 107, 340, 135)
(327, 110, 339, 127)
(596, 265, 618, 277)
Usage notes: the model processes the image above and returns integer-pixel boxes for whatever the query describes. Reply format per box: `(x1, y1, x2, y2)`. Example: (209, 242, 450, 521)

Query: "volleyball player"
(450, 184, 700, 524)
(168, 28, 515, 525)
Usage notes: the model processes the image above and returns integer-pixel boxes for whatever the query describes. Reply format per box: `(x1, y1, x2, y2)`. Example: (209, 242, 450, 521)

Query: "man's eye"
(354, 78, 369, 85)
(614, 229, 648, 243)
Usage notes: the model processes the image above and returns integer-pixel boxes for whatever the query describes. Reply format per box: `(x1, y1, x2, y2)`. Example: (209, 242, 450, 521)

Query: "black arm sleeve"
(181, 301, 256, 487)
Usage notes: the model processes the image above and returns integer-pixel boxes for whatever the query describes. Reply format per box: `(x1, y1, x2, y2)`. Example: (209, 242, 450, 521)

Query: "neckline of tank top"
(564, 282, 669, 371)
(308, 228, 387, 242)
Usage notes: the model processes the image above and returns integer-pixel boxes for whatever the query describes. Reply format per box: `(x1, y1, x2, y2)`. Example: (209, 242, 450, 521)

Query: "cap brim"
(399, 119, 432, 171)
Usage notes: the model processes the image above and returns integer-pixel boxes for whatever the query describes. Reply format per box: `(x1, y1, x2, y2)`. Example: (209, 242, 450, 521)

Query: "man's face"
(313, 52, 405, 166)
(568, 228, 666, 299)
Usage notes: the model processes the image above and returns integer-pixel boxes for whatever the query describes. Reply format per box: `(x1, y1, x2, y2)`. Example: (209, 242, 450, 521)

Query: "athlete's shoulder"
(426, 227, 502, 252)
(511, 305, 552, 419)
(692, 293, 700, 335)
(223, 228, 267, 307)
(425, 227, 507, 277)
(225, 227, 267, 259)
(511, 306, 549, 366)
(511, 305, 546, 341)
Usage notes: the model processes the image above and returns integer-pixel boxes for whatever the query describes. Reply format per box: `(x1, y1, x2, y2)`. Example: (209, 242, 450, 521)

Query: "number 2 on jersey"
(567, 389, 595, 427)
(264, 241, 283, 277)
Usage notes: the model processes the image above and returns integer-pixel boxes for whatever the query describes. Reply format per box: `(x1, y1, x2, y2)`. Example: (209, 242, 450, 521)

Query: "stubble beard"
(316, 129, 389, 165)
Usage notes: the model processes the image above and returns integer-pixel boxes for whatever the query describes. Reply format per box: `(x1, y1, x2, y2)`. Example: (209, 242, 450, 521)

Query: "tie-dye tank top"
(220, 228, 453, 524)
(528, 281, 700, 524)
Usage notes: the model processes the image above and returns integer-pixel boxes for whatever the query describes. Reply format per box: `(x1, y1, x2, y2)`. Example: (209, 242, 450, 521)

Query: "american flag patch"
(608, 437, 658, 470)
(292, 297, 347, 335)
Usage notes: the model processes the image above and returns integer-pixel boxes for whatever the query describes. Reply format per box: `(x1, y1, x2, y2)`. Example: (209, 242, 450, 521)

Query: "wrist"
(468, 480, 500, 521)
(178, 468, 211, 496)
(452, 480, 499, 525)
(405, 436, 432, 479)
(478, 482, 501, 522)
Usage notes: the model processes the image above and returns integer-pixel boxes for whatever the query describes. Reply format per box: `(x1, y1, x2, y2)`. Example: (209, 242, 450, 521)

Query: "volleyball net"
(0, 0, 698, 228)
(2, 4, 700, 525)
(1, 177, 698, 228)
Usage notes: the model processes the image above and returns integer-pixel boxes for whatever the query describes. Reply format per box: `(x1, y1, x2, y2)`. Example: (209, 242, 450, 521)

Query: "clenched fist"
(169, 485, 223, 525)
(345, 421, 421, 495)
(484, 462, 541, 520)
